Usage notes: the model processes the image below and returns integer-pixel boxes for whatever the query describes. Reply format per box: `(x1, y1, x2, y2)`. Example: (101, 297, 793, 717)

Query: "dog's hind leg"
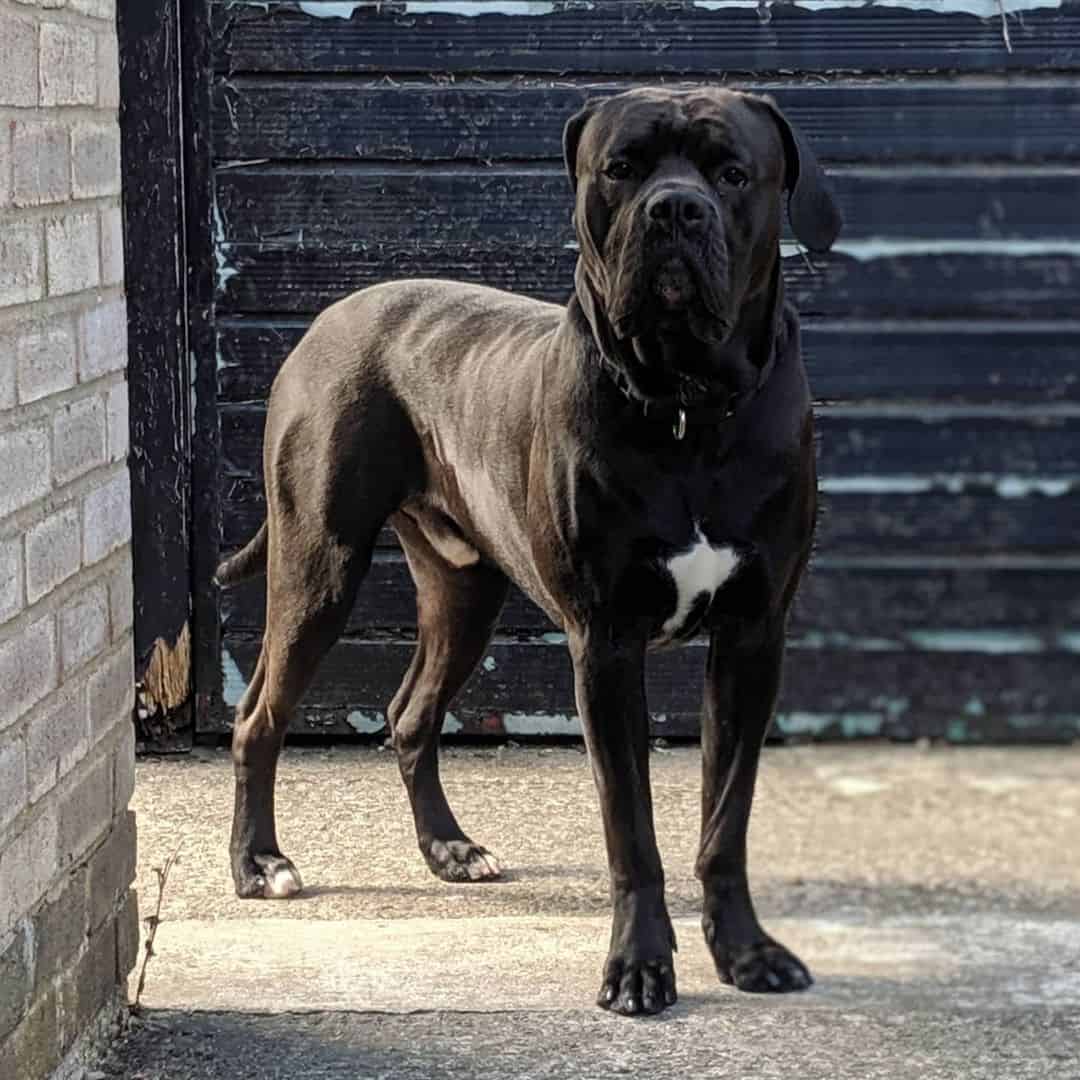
(229, 385, 423, 899)
(229, 529, 377, 899)
(389, 511, 509, 882)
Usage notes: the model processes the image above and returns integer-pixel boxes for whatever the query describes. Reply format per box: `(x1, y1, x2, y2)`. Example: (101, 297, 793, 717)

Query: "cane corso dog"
(216, 87, 841, 1016)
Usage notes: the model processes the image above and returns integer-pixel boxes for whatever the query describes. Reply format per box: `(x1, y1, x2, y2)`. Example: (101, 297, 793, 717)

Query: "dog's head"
(564, 87, 841, 399)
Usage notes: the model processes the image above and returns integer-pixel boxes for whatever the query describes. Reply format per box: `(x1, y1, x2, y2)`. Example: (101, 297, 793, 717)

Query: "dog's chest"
(651, 528, 741, 644)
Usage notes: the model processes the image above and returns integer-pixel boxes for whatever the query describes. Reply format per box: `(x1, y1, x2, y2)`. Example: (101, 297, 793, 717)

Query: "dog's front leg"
(569, 627, 677, 1016)
(696, 624, 812, 992)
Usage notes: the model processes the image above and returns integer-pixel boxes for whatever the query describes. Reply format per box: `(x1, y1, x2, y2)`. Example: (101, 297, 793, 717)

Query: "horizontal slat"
(220, 559, 1080, 636)
(216, 318, 1080, 405)
(212, 634, 1080, 742)
(215, 247, 1080, 318)
(211, 2, 1080, 76)
(816, 490, 1080, 556)
(218, 484, 1080, 558)
(214, 166, 1080, 246)
(219, 404, 1080, 481)
(214, 80, 1080, 163)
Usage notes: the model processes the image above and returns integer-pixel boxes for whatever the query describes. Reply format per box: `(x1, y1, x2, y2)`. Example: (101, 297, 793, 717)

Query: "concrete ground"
(100, 743, 1080, 1078)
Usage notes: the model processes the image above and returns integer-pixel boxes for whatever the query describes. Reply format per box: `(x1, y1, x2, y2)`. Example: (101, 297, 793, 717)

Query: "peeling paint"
(695, 0, 1061, 15)
(776, 712, 884, 737)
(213, 198, 238, 290)
(221, 649, 247, 709)
(1056, 633, 1080, 654)
(297, 0, 557, 14)
(906, 630, 1045, 654)
(819, 474, 1076, 497)
(298, 1, 364, 16)
(947, 718, 976, 742)
(964, 697, 987, 717)
(994, 477, 1072, 498)
(444, 711, 463, 734)
(346, 710, 386, 734)
(820, 238, 1080, 261)
(870, 696, 910, 719)
(503, 712, 581, 736)
(541, 632, 568, 645)
(141, 622, 192, 715)
(406, 1, 557, 14)
(793, 630, 903, 651)
(482, 655, 498, 672)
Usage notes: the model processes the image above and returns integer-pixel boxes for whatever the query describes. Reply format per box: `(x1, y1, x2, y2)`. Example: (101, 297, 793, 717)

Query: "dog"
(215, 86, 842, 1016)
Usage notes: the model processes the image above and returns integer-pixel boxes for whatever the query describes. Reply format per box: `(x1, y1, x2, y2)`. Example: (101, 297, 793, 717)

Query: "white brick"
(0, 326, 14, 410)
(107, 550, 132, 638)
(0, 537, 24, 622)
(88, 640, 132, 744)
(0, 124, 12, 210)
(57, 750, 109, 867)
(0, 805, 58, 936)
(72, 123, 121, 200)
(46, 212, 100, 297)
(51, 394, 107, 485)
(26, 679, 89, 805)
(79, 296, 127, 381)
(0, 737, 27, 833)
(59, 581, 109, 675)
(0, 11, 38, 107)
(0, 616, 57, 733)
(13, 318, 78, 404)
(0, 220, 45, 307)
(82, 471, 130, 565)
(106, 380, 128, 462)
(96, 31, 119, 110)
(39, 23, 97, 108)
(99, 206, 124, 286)
(12, 121, 70, 208)
(25, 505, 81, 603)
(69, 0, 116, 18)
(0, 423, 50, 519)
(112, 715, 135, 813)
(82, 470, 129, 565)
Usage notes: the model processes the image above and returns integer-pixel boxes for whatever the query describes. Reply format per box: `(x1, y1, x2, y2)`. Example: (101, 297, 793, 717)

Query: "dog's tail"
(214, 521, 268, 587)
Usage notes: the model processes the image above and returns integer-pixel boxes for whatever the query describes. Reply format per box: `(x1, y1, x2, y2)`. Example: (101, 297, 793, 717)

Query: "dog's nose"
(646, 189, 711, 233)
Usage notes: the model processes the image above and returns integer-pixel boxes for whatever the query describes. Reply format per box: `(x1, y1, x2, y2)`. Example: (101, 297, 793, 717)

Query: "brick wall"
(0, 0, 137, 1076)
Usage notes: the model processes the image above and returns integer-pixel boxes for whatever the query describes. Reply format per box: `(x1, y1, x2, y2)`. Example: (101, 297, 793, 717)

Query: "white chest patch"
(661, 529, 740, 638)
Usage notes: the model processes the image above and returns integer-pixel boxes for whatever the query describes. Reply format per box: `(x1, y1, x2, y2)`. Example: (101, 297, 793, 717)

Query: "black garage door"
(189, 0, 1080, 741)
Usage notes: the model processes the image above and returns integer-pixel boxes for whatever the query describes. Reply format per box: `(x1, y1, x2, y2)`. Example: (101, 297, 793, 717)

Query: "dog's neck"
(569, 253, 787, 436)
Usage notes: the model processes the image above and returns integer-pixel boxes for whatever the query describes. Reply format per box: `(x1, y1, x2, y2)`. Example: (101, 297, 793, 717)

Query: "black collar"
(597, 333, 781, 441)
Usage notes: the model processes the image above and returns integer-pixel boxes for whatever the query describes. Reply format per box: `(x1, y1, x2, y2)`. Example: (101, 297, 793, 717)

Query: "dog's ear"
(748, 94, 842, 254)
(563, 98, 603, 193)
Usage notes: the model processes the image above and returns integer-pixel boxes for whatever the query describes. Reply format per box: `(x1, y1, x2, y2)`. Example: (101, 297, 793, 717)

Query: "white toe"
(264, 865, 303, 898)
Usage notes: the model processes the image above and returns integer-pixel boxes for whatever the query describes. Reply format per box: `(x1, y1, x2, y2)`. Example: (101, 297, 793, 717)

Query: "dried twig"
(130, 846, 182, 1013)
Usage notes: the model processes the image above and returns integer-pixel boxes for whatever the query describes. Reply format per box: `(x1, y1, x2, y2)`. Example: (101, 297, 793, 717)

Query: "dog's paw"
(597, 959, 677, 1017)
(233, 853, 304, 899)
(425, 839, 502, 883)
(715, 939, 812, 993)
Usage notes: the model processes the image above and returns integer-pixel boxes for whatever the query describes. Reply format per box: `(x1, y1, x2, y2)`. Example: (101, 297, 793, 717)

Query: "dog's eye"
(719, 166, 749, 189)
(604, 160, 635, 181)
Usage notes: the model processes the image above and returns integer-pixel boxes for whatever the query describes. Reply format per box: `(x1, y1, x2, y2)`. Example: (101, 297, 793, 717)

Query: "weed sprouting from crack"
(130, 845, 182, 1014)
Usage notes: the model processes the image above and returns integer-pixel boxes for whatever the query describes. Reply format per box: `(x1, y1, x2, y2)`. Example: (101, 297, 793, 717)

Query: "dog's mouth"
(610, 249, 731, 350)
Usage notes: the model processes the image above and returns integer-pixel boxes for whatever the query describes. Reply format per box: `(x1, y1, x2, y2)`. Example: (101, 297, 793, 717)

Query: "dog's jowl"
(216, 87, 842, 1016)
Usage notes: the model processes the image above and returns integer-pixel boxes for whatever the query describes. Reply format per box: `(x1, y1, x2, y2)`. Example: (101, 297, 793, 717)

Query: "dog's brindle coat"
(216, 87, 841, 1016)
